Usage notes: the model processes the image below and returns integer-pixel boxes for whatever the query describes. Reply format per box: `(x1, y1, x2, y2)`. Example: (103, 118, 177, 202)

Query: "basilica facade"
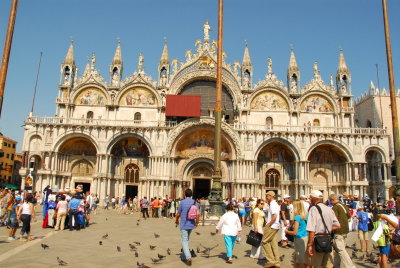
(19, 22, 393, 203)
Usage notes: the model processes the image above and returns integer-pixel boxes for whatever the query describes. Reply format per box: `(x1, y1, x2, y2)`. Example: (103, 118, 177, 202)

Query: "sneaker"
(7, 237, 15, 240)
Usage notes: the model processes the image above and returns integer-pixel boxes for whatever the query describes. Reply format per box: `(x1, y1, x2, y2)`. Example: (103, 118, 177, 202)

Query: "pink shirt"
(56, 201, 68, 214)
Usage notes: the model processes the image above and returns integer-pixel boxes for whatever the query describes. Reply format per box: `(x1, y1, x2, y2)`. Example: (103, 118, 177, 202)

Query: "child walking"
(374, 215, 392, 268)
(216, 204, 242, 264)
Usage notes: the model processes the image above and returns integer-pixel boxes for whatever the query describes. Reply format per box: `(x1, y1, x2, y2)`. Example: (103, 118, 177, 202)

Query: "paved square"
(0, 208, 398, 268)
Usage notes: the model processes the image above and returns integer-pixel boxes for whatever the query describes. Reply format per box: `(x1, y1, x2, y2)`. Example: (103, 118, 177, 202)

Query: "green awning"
(0, 184, 19, 190)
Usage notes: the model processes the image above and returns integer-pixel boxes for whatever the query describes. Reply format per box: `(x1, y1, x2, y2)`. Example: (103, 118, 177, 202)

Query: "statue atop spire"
(90, 53, 96, 71)
(138, 53, 144, 73)
(267, 57, 273, 74)
(313, 61, 320, 79)
(203, 20, 211, 43)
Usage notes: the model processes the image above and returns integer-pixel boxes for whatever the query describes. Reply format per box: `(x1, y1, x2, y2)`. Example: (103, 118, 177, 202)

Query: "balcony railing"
(25, 116, 177, 128)
(341, 107, 354, 113)
(233, 123, 387, 135)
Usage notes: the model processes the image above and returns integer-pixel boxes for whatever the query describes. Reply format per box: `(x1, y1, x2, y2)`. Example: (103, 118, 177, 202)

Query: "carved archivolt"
(165, 118, 242, 158)
(169, 68, 241, 106)
(177, 154, 229, 181)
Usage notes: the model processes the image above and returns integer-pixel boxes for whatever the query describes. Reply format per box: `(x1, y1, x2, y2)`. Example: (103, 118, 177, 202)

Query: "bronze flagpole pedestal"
(209, 0, 225, 217)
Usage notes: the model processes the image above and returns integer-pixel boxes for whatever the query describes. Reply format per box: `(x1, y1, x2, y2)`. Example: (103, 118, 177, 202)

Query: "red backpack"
(187, 200, 198, 220)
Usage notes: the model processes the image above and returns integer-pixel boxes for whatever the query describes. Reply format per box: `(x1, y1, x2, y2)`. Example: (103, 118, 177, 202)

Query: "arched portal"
(308, 144, 347, 199)
(59, 137, 97, 192)
(365, 150, 385, 202)
(257, 141, 296, 197)
(189, 162, 214, 199)
(110, 136, 149, 198)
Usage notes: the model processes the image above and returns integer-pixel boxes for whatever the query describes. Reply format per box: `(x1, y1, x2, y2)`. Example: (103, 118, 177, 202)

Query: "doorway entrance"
(75, 182, 91, 193)
(126, 185, 138, 199)
(193, 179, 211, 199)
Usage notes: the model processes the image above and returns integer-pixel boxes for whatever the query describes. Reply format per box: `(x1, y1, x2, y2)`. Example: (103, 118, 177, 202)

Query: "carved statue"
(233, 61, 240, 75)
(330, 75, 334, 87)
(172, 58, 178, 74)
(111, 93, 115, 104)
(91, 54, 96, 70)
(161, 90, 166, 106)
(267, 57, 273, 74)
(185, 50, 192, 61)
(290, 78, 297, 92)
(64, 73, 70, 85)
(242, 75, 250, 89)
(243, 94, 248, 107)
(313, 62, 319, 78)
(203, 20, 211, 42)
(111, 70, 119, 86)
(138, 53, 144, 73)
(292, 98, 298, 109)
(160, 73, 168, 87)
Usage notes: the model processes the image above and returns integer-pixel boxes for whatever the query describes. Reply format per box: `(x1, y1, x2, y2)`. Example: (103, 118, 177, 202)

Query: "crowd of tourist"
(1, 185, 400, 267)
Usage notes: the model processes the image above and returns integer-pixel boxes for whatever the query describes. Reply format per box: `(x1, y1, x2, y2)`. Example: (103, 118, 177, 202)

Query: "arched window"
(313, 119, 320, 127)
(86, 111, 94, 119)
(134, 112, 141, 121)
(367, 120, 372, 128)
(265, 169, 280, 188)
(160, 67, 167, 77)
(125, 164, 139, 183)
(266, 117, 273, 129)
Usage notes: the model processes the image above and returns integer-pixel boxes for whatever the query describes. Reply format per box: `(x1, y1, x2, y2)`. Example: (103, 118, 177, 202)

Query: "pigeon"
(210, 232, 216, 236)
(41, 243, 49, 250)
(57, 257, 68, 266)
(102, 233, 108, 239)
(190, 249, 197, 258)
(200, 244, 219, 257)
(167, 248, 171, 255)
(135, 251, 139, 258)
(137, 261, 150, 268)
(106, 218, 108, 221)
(150, 245, 157, 250)
(117, 246, 121, 252)
(151, 258, 161, 264)
(358, 254, 365, 260)
(279, 254, 285, 262)
(99, 241, 102, 246)
(196, 246, 200, 253)
(154, 233, 160, 238)
(158, 253, 166, 259)
(373, 244, 378, 250)
(133, 241, 141, 246)
(137, 219, 140, 222)
(137, 222, 140, 227)
(195, 231, 200, 235)
(129, 244, 137, 251)
(369, 253, 378, 264)
(366, 251, 372, 257)
(351, 250, 357, 258)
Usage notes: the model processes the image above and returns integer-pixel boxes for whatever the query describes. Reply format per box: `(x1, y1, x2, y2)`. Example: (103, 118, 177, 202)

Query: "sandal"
(226, 259, 233, 264)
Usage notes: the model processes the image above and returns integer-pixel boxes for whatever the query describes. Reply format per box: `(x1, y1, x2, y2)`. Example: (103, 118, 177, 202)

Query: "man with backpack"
(329, 194, 355, 268)
(175, 189, 199, 266)
(306, 190, 340, 268)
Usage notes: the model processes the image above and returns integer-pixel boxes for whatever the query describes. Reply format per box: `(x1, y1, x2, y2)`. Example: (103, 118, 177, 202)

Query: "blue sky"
(0, 0, 399, 151)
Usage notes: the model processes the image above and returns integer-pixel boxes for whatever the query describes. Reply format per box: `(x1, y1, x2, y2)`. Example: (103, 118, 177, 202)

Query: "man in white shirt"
(262, 191, 281, 268)
(85, 191, 94, 226)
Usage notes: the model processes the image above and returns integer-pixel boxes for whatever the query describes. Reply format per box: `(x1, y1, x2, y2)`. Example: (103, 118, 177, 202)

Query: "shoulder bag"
(314, 204, 333, 253)
(246, 230, 263, 247)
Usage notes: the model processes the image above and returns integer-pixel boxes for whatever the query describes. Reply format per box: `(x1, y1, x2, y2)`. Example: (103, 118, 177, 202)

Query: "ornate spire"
(83, 57, 90, 76)
(242, 41, 252, 67)
(337, 48, 348, 73)
(370, 80, 376, 90)
(112, 39, 122, 65)
(159, 38, 169, 65)
(63, 41, 75, 65)
(288, 47, 298, 72)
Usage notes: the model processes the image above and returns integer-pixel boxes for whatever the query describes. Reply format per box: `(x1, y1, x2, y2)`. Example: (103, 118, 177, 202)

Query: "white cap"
(310, 190, 323, 198)
(300, 195, 307, 199)
(283, 195, 290, 199)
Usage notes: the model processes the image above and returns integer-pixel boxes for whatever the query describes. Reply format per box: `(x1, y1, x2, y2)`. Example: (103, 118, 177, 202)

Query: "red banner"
(166, 95, 201, 117)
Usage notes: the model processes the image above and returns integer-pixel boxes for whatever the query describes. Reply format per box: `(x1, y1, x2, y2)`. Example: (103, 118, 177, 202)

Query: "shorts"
(86, 208, 91, 215)
(239, 210, 246, 217)
(358, 229, 369, 241)
(379, 245, 390, 255)
(10, 218, 18, 229)
(294, 237, 311, 264)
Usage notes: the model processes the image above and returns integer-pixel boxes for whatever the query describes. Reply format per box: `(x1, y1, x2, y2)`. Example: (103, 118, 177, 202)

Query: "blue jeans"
(224, 235, 237, 258)
(180, 229, 193, 259)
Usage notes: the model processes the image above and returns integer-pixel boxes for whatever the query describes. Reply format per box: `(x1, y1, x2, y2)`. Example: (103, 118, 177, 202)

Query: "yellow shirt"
(253, 207, 265, 229)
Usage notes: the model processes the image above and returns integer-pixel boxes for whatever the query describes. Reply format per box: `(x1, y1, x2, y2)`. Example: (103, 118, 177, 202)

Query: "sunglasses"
(260, 203, 265, 205)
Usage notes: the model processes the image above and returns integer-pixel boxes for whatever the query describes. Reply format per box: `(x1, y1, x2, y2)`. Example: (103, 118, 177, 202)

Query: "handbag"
(286, 226, 294, 242)
(246, 230, 263, 247)
(314, 204, 333, 253)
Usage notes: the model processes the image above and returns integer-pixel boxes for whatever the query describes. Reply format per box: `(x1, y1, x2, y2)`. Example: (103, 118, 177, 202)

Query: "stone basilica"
(19, 22, 393, 203)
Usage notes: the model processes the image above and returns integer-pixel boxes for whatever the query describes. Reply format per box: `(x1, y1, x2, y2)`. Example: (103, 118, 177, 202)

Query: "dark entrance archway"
(126, 185, 138, 199)
(193, 179, 211, 199)
(75, 182, 90, 193)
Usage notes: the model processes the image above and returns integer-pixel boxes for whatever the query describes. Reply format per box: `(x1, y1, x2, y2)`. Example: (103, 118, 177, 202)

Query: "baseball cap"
(300, 195, 307, 199)
(266, 191, 276, 197)
(310, 190, 323, 198)
(283, 195, 291, 199)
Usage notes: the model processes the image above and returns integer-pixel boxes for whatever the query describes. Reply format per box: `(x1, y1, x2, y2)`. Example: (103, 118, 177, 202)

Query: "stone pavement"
(0, 208, 399, 268)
